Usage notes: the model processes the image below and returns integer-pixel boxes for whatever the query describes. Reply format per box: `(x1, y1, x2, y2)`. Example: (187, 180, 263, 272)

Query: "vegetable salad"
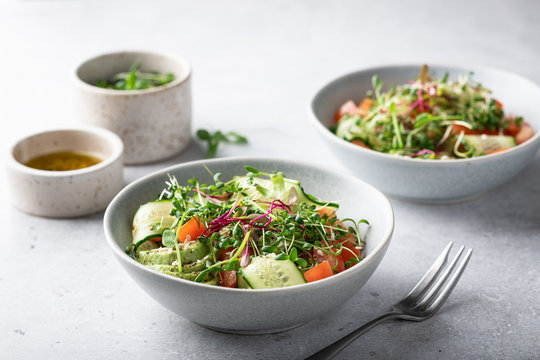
(128, 167, 369, 289)
(333, 65, 534, 159)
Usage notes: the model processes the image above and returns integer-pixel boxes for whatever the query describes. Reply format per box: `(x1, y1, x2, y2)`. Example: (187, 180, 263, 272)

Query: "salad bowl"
(309, 64, 540, 203)
(104, 157, 394, 334)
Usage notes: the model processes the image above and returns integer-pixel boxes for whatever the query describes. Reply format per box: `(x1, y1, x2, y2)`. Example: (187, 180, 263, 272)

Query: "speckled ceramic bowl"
(104, 157, 394, 334)
(5, 126, 124, 218)
(310, 64, 540, 203)
(74, 50, 192, 165)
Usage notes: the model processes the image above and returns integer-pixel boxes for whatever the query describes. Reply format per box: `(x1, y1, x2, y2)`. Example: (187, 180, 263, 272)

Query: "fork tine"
(424, 248, 473, 315)
(413, 245, 466, 309)
(402, 242, 453, 303)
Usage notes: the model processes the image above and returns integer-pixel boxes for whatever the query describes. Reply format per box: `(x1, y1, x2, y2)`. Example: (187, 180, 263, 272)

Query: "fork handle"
(305, 311, 402, 360)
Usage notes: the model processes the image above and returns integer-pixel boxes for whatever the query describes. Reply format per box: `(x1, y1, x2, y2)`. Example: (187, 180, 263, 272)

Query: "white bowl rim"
(73, 50, 192, 95)
(104, 156, 395, 294)
(6, 125, 124, 177)
(309, 62, 540, 165)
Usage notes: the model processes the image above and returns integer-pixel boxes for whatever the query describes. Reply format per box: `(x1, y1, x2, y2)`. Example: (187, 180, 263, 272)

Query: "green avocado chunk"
(147, 259, 206, 274)
(138, 241, 211, 266)
(180, 241, 211, 263)
(148, 264, 219, 285)
(138, 247, 176, 265)
(137, 241, 219, 286)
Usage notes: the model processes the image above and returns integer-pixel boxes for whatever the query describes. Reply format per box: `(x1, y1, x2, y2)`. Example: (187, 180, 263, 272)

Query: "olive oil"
(25, 151, 102, 171)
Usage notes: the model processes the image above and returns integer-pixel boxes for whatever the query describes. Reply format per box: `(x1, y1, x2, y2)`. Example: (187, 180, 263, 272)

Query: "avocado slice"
(138, 248, 176, 265)
(180, 241, 211, 263)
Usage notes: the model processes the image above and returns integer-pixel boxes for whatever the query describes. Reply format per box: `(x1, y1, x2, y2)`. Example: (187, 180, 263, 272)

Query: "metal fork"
(306, 242, 473, 360)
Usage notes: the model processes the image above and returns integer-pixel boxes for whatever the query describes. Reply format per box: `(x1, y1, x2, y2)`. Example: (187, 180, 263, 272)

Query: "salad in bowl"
(104, 158, 393, 333)
(310, 64, 540, 202)
(128, 167, 369, 289)
(334, 65, 534, 159)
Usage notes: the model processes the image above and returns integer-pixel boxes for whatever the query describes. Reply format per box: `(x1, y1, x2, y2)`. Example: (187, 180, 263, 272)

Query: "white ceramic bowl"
(5, 126, 124, 218)
(74, 50, 192, 165)
(104, 157, 394, 334)
(309, 64, 540, 203)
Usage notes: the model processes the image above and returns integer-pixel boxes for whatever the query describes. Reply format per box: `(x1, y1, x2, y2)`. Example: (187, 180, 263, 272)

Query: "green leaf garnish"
(196, 129, 248, 158)
(162, 230, 177, 248)
(95, 61, 174, 90)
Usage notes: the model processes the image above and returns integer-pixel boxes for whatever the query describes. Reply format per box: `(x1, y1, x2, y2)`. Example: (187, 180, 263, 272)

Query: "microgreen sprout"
(95, 62, 174, 90)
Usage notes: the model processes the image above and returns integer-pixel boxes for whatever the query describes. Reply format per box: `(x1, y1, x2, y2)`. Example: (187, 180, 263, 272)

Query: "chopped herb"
(196, 129, 248, 158)
(95, 62, 174, 90)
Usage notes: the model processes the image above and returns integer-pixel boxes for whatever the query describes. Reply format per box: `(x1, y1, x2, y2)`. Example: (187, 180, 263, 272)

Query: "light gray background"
(1, 1, 539, 359)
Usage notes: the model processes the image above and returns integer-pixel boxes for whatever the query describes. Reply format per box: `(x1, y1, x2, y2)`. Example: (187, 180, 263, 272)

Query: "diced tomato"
(341, 239, 362, 257)
(515, 122, 534, 144)
(334, 100, 359, 123)
(329, 234, 361, 269)
(503, 118, 534, 144)
(451, 124, 498, 136)
(217, 270, 237, 288)
(494, 99, 503, 109)
(504, 119, 521, 137)
(358, 98, 373, 113)
(303, 261, 333, 283)
(486, 148, 512, 156)
(218, 247, 234, 261)
(177, 216, 206, 243)
(351, 139, 370, 149)
(312, 248, 345, 273)
(317, 207, 336, 219)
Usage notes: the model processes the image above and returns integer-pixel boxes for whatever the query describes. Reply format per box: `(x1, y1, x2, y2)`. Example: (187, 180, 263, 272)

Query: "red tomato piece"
(515, 122, 534, 144)
(334, 100, 359, 123)
(351, 139, 370, 149)
(303, 261, 333, 283)
(312, 248, 345, 273)
(218, 271, 237, 288)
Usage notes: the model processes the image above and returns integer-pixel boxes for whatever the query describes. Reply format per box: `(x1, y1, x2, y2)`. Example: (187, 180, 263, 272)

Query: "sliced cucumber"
(132, 200, 175, 244)
(232, 176, 338, 211)
(463, 135, 516, 155)
(237, 255, 306, 289)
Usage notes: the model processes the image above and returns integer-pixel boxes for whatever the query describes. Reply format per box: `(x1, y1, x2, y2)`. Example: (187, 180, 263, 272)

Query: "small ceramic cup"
(5, 126, 124, 218)
(74, 51, 192, 165)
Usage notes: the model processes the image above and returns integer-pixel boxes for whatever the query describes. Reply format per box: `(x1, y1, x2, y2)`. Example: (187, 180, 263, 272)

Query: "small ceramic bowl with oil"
(5, 126, 124, 218)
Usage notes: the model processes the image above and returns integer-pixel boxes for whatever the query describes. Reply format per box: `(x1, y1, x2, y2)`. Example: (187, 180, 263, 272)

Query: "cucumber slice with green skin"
(463, 135, 516, 155)
(237, 255, 307, 289)
(232, 176, 338, 210)
(132, 200, 175, 244)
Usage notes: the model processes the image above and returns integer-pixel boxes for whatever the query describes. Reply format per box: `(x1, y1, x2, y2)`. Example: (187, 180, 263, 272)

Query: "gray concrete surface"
(1, 0, 539, 359)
